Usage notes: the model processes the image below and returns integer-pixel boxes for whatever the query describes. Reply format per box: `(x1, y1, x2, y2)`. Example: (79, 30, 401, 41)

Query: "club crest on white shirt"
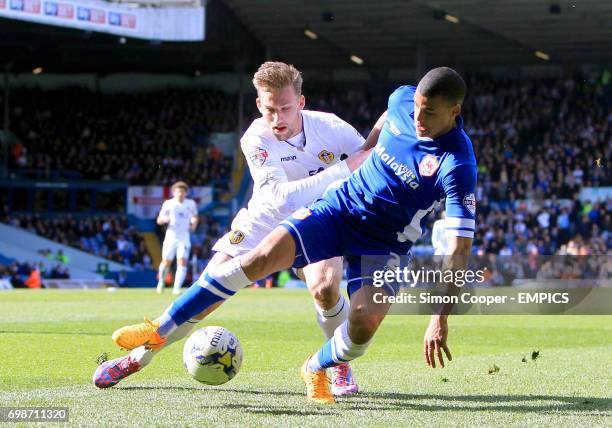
(418, 154, 439, 177)
(318, 150, 335, 164)
(249, 147, 269, 167)
(229, 230, 245, 244)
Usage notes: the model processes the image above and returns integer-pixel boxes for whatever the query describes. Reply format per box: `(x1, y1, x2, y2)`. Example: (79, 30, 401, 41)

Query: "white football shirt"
(233, 110, 365, 235)
(159, 198, 198, 242)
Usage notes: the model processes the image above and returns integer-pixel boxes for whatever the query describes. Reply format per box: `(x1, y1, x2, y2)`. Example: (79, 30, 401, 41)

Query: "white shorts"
(212, 226, 270, 258)
(162, 237, 191, 261)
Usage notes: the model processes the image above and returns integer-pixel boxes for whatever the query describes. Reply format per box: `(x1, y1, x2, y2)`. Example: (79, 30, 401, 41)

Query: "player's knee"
(308, 271, 340, 309)
(241, 228, 295, 280)
(241, 247, 274, 280)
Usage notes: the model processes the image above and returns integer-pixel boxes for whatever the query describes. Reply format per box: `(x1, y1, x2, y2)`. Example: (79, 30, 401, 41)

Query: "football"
(183, 326, 243, 385)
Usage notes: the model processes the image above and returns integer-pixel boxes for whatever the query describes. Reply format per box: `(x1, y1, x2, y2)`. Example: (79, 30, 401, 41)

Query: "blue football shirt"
(323, 85, 477, 253)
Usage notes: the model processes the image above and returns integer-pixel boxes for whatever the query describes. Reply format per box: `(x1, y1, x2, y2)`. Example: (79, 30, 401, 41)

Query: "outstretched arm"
(423, 235, 472, 368)
(362, 110, 387, 151)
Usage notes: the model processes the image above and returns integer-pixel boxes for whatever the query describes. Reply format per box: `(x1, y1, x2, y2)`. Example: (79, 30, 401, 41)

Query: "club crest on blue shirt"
(249, 147, 269, 167)
(318, 150, 335, 164)
(418, 154, 439, 177)
(463, 193, 476, 215)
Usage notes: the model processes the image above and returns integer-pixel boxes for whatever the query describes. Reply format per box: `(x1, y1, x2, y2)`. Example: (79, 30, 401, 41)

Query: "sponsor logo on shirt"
(309, 167, 324, 176)
(374, 145, 420, 189)
(418, 154, 439, 177)
(318, 150, 335, 164)
(249, 147, 269, 167)
(463, 193, 476, 215)
(229, 230, 245, 244)
(280, 155, 297, 162)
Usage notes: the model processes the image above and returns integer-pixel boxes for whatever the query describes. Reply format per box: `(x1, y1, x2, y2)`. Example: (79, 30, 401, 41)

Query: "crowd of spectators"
(0, 260, 70, 288)
(7, 212, 224, 277)
(2, 73, 610, 267)
(10, 215, 152, 269)
(7, 87, 234, 185)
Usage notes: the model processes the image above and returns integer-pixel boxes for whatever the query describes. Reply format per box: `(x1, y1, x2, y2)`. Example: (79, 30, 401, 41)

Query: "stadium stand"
(1, 72, 609, 290)
(9, 215, 151, 268)
(7, 87, 235, 185)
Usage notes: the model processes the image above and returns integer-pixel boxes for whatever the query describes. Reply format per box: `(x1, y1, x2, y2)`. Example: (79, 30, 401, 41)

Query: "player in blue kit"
(113, 67, 476, 404)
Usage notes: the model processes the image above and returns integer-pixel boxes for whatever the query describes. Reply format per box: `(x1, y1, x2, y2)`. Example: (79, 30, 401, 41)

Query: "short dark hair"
(416, 67, 466, 105)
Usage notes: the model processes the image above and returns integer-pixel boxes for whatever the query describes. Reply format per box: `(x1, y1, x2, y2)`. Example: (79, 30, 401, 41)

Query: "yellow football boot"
(112, 317, 166, 350)
(300, 357, 335, 404)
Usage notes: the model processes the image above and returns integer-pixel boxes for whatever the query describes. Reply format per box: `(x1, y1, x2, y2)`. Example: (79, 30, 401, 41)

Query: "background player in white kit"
(431, 211, 448, 256)
(97, 62, 381, 396)
(156, 181, 199, 295)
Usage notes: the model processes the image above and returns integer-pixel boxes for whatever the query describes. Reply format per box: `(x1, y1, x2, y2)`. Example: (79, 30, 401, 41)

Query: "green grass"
(0, 289, 611, 427)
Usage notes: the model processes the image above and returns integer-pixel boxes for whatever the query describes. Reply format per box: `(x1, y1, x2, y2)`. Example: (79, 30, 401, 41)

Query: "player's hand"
(345, 148, 372, 172)
(423, 315, 452, 368)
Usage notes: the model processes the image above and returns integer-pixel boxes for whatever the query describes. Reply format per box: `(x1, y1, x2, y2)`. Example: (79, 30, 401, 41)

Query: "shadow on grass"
(209, 388, 611, 415)
(127, 385, 610, 415)
(345, 392, 612, 414)
(214, 403, 338, 416)
(121, 385, 612, 416)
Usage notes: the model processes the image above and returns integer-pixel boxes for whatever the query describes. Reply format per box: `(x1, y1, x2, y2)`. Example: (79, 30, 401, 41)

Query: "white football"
(183, 326, 243, 385)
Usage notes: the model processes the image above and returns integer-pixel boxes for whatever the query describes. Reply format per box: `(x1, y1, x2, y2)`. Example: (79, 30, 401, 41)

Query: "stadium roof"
(225, 0, 612, 69)
(0, 0, 610, 74)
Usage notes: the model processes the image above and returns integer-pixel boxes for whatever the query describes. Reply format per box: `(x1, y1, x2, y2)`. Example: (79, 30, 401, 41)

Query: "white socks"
(173, 266, 187, 294)
(157, 263, 168, 291)
(129, 319, 199, 368)
(315, 294, 349, 340)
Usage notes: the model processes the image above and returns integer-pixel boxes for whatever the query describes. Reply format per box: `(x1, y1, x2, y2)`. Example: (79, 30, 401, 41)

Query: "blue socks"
(157, 257, 251, 337)
(307, 321, 371, 372)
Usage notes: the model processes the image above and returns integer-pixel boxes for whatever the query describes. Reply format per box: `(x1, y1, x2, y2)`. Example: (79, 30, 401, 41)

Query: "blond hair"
(171, 181, 188, 192)
(252, 61, 303, 95)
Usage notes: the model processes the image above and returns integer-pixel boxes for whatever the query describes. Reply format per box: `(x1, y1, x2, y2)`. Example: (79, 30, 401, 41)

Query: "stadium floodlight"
(32, 67, 43, 75)
(304, 29, 318, 40)
(535, 50, 551, 61)
(350, 55, 364, 65)
(444, 14, 459, 24)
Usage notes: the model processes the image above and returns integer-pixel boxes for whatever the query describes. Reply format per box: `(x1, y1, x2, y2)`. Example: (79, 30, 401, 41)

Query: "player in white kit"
(431, 211, 448, 256)
(96, 62, 382, 396)
(156, 181, 199, 295)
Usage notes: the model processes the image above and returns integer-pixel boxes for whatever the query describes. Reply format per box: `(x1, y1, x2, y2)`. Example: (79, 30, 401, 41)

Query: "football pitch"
(1, 289, 610, 427)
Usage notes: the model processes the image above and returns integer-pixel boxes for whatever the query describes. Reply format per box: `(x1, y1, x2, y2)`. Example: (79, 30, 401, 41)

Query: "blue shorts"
(280, 200, 411, 298)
